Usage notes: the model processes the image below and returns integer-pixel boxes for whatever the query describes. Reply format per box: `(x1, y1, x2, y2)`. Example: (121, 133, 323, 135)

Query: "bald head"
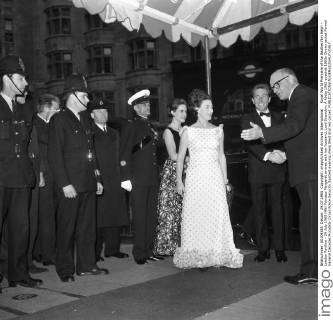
(270, 68, 298, 100)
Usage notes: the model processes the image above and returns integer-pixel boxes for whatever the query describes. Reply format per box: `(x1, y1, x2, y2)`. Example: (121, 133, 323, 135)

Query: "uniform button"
(17, 155, 20, 158)
(14, 132, 19, 135)
(153, 153, 156, 156)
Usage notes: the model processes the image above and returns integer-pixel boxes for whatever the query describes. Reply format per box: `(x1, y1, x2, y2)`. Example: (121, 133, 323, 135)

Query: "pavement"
(0, 245, 317, 320)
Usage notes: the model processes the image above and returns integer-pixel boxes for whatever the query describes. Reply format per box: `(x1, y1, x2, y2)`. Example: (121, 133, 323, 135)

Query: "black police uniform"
(120, 116, 159, 262)
(0, 95, 35, 283)
(92, 122, 129, 258)
(48, 108, 100, 277)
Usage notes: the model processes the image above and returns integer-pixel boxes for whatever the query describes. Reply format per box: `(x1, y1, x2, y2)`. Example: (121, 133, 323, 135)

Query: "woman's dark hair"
(169, 98, 187, 114)
(187, 89, 211, 113)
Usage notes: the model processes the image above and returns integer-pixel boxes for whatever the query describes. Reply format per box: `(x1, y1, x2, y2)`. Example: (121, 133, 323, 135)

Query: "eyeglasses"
(271, 75, 289, 90)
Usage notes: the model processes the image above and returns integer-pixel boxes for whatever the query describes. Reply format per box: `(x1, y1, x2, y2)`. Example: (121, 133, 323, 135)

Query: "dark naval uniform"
(120, 116, 159, 261)
(92, 123, 129, 258)
(0, 95, 35, 282)
(48, 108, 100, 277)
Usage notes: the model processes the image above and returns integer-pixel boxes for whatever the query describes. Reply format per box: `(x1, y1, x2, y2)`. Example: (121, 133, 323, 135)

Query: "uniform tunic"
(48, 108, 100, 276)
(119, 116, 159, 260)
(0, 95, 34, 282)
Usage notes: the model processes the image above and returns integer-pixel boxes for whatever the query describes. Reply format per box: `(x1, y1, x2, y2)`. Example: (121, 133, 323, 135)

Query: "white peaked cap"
(127, 89, 150, 106)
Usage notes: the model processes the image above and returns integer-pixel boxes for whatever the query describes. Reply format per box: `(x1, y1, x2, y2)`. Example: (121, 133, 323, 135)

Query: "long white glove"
(121, 180, 133, 192)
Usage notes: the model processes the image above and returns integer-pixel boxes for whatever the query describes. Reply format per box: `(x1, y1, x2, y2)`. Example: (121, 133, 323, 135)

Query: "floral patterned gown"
(154, 127, 183, 256)
(173, 125, 243, 269)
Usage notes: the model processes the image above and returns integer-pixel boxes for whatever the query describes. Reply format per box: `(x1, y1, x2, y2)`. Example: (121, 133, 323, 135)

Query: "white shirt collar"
(95, 123, 107, 131)
(288, 84, 299, 100)
(37, 113, 49, 123)
(256, 108, 270, 116)
(1, 92, 14, 111)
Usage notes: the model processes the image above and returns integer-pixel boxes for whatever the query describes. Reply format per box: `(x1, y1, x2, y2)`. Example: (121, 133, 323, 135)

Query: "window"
(90, 91, 115, 117)
(47, 51, 73, 80)
(3, 6, 12, 15)
(190, 44, 203, 62)
(285, 27, 299, 49)
(87, 46, 113, 74)
(4, 32, 14, 43)
(45, 6, 71, 36)
(4, 19, 13, 31)
(128, 87, 159, 121)
(128, 39, 157, 70)
(304, 27, 315, 47)
(85, 14, 108, 30)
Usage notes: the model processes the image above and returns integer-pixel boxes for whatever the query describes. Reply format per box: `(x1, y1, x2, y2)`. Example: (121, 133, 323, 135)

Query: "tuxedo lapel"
(252, 111, 266, 127)
(270, 112, 278, 126)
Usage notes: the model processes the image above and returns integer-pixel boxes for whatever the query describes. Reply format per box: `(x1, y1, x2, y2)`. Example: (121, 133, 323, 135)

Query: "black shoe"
(254, 251, 270, 262)
(198, 267, 209, 272)
(275, 250, 288, 263)
(9, 277, 43, 288)
(42, 260, 55, 266)
(29, 263, 48, 274)
(147, 255, 164, 261)
(76, 267, 109, 276)
(59, 275, 75, 282)
(135, 258, 148, 265)
(284, 273, 318, 285)
(235, 224, 256, 246)
(106, 252, 129, 259)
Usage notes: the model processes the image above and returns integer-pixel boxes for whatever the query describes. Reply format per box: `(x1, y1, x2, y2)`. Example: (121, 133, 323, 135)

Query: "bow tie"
(259, 112, 271, 117)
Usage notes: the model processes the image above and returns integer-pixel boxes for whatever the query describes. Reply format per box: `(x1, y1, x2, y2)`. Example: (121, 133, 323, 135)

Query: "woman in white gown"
(173, 89, 243, 269)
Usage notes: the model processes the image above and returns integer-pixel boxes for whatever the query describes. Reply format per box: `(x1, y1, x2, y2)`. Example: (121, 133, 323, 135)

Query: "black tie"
(259, 112, 271, 117)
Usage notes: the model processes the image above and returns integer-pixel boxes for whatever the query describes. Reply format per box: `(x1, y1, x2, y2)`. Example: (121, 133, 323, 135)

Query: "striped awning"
(70, 0, 317, 48)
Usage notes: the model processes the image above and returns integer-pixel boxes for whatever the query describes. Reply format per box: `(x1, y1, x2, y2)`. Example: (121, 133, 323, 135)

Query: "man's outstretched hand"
(241, 122, 263, 141)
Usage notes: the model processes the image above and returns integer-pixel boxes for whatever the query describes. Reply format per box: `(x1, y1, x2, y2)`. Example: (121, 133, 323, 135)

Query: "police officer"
(0, 55, 42, 291)
(48, 74, 108, 282)
(120, 89, 163, 265)
(88, 99, 129, 261)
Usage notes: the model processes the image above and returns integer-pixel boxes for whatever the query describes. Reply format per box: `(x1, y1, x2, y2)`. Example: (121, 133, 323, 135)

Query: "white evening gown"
(173, 125, 243, 269)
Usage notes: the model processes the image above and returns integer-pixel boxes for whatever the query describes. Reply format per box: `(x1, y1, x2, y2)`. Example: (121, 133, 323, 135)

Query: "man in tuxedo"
(48, 74, 107, 282)
(0, 55, 42, 291)
(241, 68, 317, 285)
(119, 89, 163, 265)
(242, 83, 287, 263)
(88, 99, 129, 261)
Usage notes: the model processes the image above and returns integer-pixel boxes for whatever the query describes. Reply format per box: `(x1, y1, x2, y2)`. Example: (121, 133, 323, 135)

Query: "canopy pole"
(204, 36, 211, 96)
